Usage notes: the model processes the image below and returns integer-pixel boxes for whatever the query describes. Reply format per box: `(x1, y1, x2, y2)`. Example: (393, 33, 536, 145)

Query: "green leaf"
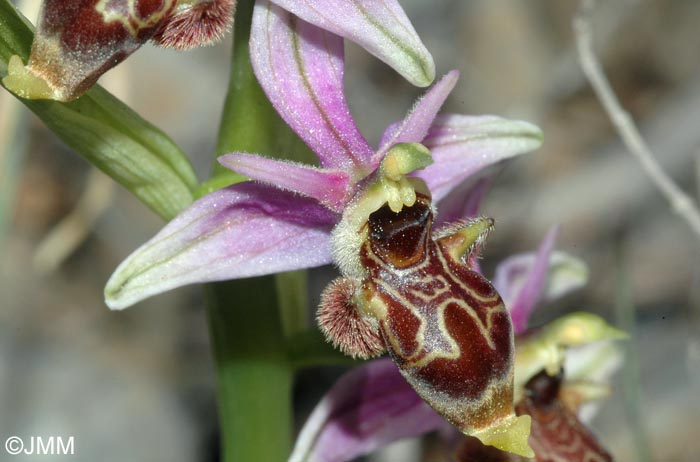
(0, 0, 198, 220)
(194, 171, 247, 199)
(0, 0, 32, 69)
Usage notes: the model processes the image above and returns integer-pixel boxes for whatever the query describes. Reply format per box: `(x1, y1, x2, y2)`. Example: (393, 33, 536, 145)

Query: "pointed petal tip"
(2, 55, 61, 101)
(104, 267, 153, 310)
(509, 119, 544, 148)
(471, 414, 534, 458)
(443, 69, 460, 83)
(416, 67, 458, 91)
(269, 0, 435, 88)
(602, 324, 629, 341)
(375, 70, 461, 160)
(104, 295, 129, 311)
(409, 57, 436, 88)
(106, 302, 128, 312)
(397, 48, 436, 88)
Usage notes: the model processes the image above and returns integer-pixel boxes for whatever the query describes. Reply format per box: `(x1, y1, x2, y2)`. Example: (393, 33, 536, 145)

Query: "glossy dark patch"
(368, 201, 430, 267)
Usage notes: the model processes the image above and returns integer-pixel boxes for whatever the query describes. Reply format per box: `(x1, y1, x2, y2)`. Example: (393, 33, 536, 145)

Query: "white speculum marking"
(364, 238, 504, 368)
(96, 0, 174, 36)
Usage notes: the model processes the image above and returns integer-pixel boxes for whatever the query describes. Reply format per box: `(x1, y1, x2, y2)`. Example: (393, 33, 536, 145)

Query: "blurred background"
(1, 0, 699, 460)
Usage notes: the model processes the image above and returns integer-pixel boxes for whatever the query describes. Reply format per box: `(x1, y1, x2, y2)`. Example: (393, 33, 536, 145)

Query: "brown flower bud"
(515, 370, 614, 462)
(2, 0, 235, 101)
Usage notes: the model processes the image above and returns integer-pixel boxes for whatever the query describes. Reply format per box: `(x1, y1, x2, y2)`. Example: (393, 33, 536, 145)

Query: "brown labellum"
(515, 370, 614, 462)
(355, 194, 531, 456)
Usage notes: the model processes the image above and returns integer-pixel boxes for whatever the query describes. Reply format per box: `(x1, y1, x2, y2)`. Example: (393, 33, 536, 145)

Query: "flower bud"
(2, 0, 234, 101)
(515, 370, 614, 462)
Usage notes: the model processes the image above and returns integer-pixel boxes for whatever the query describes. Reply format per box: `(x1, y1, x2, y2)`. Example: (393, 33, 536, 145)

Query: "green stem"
(276, 270, 310, 337)
(207, 0, 302, 460)
(214, 0, 315, 177)
(206, 280, 292, 462)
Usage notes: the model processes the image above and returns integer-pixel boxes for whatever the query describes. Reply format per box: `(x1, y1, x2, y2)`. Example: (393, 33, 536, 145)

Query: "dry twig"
(574, 0, 700, 239)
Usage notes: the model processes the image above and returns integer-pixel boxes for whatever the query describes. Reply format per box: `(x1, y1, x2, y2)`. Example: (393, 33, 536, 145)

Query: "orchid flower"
(3, 0, 434, 101)
(103, 1, 542, 453)
(290, 227, 626, 462)
(104, 2, 542, 309)
(1, 1, 622, 461)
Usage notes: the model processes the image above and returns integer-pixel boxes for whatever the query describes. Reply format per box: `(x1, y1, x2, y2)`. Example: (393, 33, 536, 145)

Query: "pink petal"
(289, 358, 445, 462)
(434, 170, 498, 226)
(494, 246, 589, 334)
(493, 227, 559, 334)
(374, 71, 459, 165)
(544, 253, 589, 302)
(250, 2, 374, 171)
(416, 114, 543, 202)
(269, 0, 435, 87)
(219, 153, 351, 212)
(105, 183, 337, 310)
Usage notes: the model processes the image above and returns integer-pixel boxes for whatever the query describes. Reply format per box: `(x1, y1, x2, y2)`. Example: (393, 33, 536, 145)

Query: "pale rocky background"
(1, 0, 699, 461)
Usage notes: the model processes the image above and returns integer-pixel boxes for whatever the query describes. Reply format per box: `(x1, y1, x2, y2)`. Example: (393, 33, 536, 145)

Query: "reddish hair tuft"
(317, 278, 385, 360)
(152, 0, 235, 51)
